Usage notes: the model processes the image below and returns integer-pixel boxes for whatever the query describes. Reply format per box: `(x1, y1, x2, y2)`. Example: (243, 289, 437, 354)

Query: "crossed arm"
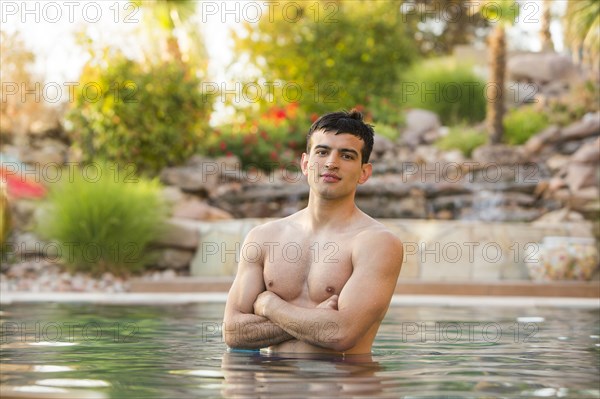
(222, 228, 403, 352)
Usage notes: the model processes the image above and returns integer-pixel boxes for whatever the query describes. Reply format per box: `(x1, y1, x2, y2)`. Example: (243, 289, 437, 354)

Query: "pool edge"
(1, 292, 598, 308)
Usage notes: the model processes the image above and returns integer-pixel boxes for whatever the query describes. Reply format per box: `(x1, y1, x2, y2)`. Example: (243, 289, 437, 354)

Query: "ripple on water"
(1, 385, 107, 399)
(35, 379, 111, 388)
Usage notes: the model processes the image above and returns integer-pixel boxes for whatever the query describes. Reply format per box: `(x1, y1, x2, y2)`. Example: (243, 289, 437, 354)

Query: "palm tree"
(563, 0, 599, 75)
(540, 0, 554, 52)
(472, 0, 519, 144)
(132, 0, 199, 65)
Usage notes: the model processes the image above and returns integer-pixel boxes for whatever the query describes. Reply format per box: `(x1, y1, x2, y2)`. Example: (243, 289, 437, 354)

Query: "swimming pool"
(1, 301, 599, 398)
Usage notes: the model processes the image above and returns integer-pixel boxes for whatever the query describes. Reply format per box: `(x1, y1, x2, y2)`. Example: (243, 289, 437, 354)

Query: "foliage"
(399, 58, 486, 125)
(0, 184, 9, 246)
(67, 55, 213, 175)
(230, 0, 418, 115)
(37, 163, 168, 276)
(400, 0, 490, 56)
(546, 80, 600, 126)
(130, 0, 208, 72)
(206, 103, 308, 171)
(366, 97, 405, 129)
(0, 30, 52, 138)
(374, 123, 401, 141)
(435, 126, 487, 157)
(503, 106, 549, 145)
(563, 0, 599, 70)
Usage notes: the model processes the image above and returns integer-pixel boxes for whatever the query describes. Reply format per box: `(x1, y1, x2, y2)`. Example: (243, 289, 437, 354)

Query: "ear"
(301, 152, 309, 176)
(358, 163, 372, 185)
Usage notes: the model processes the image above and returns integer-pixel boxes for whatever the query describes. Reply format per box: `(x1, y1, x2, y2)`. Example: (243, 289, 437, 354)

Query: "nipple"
(326, 286, 334, 294)
(267, 280, 274, 288)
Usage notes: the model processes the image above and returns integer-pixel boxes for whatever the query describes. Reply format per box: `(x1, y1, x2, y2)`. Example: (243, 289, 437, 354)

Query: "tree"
(0, 31, 50, 137)
(472, 0, 519, 144)
(230, 0, 418, 115)
(563, 0, 599, 75)
(127, 0, 208, 81)
(540, 0, 554, 52)
(399, 0, 489, 56)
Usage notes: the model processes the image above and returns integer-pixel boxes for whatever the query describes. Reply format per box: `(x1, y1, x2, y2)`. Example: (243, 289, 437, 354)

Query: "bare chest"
(263, 239, 353, 305)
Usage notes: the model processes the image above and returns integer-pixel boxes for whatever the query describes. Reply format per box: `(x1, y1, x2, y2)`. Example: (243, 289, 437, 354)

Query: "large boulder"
(472, 144, 525, 166)
(401, 109, 441, 147)
(508, 53, 579, 84)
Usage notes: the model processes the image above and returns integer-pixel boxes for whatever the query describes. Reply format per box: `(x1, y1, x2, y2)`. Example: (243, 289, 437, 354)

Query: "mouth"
(321, 173, 341, 182)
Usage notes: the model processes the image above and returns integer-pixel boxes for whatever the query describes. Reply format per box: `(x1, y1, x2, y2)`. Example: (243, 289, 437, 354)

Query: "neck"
(305, 192, 359, 231)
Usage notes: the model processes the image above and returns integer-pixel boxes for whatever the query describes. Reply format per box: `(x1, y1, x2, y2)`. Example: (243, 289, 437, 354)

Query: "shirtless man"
(222, 110, 403, 355)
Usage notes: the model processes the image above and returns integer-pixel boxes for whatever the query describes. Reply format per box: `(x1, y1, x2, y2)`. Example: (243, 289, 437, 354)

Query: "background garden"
(1, 0, 598, 284)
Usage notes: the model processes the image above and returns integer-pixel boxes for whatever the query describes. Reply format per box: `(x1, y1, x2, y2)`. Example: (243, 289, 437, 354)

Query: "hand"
(253, 290, 278, 317)
(317, 295, 338, 310)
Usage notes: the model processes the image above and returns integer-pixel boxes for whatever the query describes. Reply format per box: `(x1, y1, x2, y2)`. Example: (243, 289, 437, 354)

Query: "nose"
(324, 155, 338, 169)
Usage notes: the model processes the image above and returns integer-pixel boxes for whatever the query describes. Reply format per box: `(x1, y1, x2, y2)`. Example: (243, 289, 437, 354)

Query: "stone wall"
(167, 218, 597, 282)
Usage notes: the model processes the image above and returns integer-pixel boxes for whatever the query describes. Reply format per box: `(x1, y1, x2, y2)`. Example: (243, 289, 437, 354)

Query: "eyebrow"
(313, 145, 360, 157)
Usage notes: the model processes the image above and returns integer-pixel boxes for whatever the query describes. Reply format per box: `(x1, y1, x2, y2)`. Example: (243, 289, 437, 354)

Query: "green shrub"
(503, 106, 549, 145)
(67, 55, 212, 176)
(435, 126, 487, 157)
(375, 124, 400, 141)
(37, 162, 168, 276)
(399, 58, 486, 125)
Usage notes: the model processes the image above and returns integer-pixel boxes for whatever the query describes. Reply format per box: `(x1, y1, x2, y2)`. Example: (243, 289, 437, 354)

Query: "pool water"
(1, 302, 599, 398)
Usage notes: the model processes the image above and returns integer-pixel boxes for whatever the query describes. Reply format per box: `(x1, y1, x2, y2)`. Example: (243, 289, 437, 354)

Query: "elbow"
(327, 333, 359, 353)
(223, 330, 237, 349)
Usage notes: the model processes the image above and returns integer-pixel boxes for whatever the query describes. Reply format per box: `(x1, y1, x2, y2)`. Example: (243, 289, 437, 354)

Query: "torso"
(263, 215, 357, 307)
(258, 210, 384, 354)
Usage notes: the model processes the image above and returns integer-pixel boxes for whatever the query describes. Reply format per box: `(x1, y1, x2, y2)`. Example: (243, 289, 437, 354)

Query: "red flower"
(270, 151, 279, 160)
(310, 113, 319, 123)
(220, 141, 227, 151)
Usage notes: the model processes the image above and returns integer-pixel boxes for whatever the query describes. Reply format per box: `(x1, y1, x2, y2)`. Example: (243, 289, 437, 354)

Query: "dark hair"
(306, 109, 375, 164)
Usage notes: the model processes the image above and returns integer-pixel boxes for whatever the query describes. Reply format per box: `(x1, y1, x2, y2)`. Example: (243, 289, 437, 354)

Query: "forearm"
(262, 297, 346, 351)
(223, 311, 294, 349)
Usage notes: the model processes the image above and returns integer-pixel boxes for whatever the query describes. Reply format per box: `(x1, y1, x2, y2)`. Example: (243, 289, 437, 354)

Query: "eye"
(342, 153, 355, 160)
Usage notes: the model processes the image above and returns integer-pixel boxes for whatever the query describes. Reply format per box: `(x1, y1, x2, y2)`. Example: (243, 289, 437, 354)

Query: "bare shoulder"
(353, 217, 404, 259)
(246, 212, 303, 241)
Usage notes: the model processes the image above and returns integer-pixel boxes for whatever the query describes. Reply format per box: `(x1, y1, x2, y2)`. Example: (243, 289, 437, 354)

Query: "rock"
(545, 154, 570, 173)
(570, 187, 600, 211)
(550, 176, 567, 190)
(371, 134, 395, 159)
(160, 166, 216, 195)
(172, 198, 233, 221)
(401, 109, 441, 147)
(405, 109, 440, 133)
(559, 112, 600, 142)
(508, 53, 579, 83)
(414, 145, 441, 164)
(162, 186, 186, 205)
(20, 146, 65, 167)
(153, 219, 200, 249)
(154, 248, 195, 270)
(522, 125, 561, 155)
(564, 137, 599, 192)
(472, 144, 525, 166)
(533, 208, 585, 224)
(571, 137, 600, 163)
(441, 150, 466, 164)
(510, 81, 541, 104)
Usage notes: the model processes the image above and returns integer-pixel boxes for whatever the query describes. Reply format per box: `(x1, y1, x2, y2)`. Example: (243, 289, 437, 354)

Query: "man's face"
(301, 129, 372, 200)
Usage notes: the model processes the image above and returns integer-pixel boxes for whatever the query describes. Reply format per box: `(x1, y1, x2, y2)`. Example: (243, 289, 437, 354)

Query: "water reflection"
(1, 303, 598, 398)
(221, 351, 388, 398)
